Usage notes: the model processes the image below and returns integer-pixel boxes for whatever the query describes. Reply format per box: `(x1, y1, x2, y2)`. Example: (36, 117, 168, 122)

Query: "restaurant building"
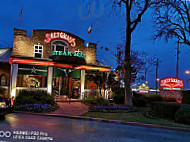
(0, 28, 111, 100)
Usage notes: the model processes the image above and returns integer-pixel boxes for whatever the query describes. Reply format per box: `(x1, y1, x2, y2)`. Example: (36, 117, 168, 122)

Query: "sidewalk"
(50, 102, 89, 116)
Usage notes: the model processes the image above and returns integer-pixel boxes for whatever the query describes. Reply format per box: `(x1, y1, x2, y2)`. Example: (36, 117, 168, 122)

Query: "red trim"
(9, 58, 111, 72)
(9, 58, 73, 69)
(75, 65, 110, 72)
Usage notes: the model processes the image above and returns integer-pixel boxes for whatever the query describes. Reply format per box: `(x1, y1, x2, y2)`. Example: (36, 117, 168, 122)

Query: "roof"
(0, 48, 12, 63)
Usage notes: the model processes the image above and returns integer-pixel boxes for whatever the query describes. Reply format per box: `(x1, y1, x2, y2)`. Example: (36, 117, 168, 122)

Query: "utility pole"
(145, 69, 147, 83)
(176, 40, 180, 78)
(156, 58, 159, 95)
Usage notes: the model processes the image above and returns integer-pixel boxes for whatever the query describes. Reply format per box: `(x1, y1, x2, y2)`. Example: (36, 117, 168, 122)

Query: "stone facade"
(13, 29, 97, 64)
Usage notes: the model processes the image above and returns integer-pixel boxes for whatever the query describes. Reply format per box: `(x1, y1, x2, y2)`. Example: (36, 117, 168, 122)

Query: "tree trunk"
(124, 33, 133, 106)
(124, 2, 133, 106)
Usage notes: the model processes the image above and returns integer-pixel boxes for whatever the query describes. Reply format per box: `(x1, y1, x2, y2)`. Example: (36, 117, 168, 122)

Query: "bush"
(165, 97, 177, 102)
(83, 96, 109, 106)
(175, 105, 190, 125)
(112, 92, 124, 104)
(151, 102, 181, 120)
(14, 90, 57, 112)
(132, 92, 148, 107)
(182, 90, 190, 104)
(112, 87, 125, 104)
(14, 90, 55, 105)
(147, 95, 163, 103)
(132, 96, 147, 107)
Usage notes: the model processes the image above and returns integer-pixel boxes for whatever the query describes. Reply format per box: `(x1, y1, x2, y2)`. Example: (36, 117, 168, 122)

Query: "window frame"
(51, 40, 69, 53)
(34, 44, 43, 58)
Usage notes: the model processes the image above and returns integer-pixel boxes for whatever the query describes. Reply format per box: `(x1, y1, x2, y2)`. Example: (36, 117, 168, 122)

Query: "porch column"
(104, 72, 110, 100)
(47, 67, 53, 95)
(10, 64, 18, 99)
(80, 69, 85, 100)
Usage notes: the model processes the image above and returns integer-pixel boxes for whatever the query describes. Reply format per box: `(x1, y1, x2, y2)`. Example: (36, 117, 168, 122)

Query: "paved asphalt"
(0, 113, 190, 142)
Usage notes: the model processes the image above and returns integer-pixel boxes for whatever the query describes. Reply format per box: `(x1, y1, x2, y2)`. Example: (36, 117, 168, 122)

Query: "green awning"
(69, 70, 80, 79)
(18, 64, 47, 76)
(53, 67, 66, 77)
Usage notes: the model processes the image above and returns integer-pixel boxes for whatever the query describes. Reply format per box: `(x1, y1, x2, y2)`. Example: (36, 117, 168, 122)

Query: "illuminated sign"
(52, 51, 86, 59)
(44, 32, 76, 47)
(139, 83, 149, 94)
(160, 77, 184, 91)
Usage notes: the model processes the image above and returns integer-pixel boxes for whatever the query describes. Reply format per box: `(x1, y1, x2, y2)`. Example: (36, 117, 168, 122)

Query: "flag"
(18, 7, 23, 21)
(88, 26, 92, 34)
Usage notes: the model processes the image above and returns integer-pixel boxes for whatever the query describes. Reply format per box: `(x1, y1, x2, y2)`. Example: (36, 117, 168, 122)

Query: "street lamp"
(185, 70, 190, 89)
(185, 70, 190, 75)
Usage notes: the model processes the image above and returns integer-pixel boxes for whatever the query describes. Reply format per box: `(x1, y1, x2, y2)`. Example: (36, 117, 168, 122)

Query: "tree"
(111, 0, 162, 106)
(113, 45, 147, 85)
(82, 0, 161, 106)
(154, 0, 190, 45)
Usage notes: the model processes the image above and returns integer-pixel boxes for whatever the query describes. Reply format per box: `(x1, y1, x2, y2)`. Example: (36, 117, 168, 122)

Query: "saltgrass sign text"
(44, 32, 76, 47)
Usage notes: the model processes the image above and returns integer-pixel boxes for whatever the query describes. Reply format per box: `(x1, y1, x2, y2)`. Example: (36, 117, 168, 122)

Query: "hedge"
(182, 90, 190, 104)
(151, 102, 181, 120)
(175, 105, 190, 125)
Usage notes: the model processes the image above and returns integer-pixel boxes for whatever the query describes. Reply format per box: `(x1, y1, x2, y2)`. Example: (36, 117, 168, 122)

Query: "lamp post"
(185, 70, 190, 89)
(156, 78, 159, 95)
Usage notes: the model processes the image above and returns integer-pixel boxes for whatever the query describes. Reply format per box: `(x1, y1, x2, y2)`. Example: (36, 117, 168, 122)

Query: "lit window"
(51, 40, 69, 54)
(34, 45, 43, 58)
(0, 74, 7, 86)
(74, 49, 82, 54)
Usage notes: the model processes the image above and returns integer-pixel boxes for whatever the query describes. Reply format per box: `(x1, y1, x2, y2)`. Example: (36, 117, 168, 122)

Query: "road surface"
(0, 113, 190, 142)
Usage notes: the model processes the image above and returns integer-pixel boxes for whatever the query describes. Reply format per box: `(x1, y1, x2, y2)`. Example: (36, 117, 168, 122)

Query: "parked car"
(0, 94, 14, 117)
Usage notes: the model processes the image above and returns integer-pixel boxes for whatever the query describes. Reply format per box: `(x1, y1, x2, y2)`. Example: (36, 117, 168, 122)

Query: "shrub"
(175, 105, 190, 125)
(147, 95, 163, 103)
(165, 97, 177, 102)
(112, 87, 125, 104)
(132, 96, 147, 107)
(83, 96, 109, 106)
(182, 90, 190, 104)
(132, 92, 148, 107)
(14, 90, 55, 105)
(151, 102, 181, 120)
(112, 92, 124, 104)
(14, 90, 57, 112)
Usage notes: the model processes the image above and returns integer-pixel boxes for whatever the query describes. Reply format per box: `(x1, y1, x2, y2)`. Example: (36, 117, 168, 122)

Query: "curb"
(13, 111, 190, 132)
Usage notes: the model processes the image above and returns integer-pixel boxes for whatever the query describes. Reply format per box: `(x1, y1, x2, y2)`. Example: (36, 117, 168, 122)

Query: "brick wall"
(13, 29, 97, 64)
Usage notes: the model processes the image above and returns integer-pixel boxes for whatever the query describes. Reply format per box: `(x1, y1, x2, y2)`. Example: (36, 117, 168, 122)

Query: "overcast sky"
(0, 0, 189, 88)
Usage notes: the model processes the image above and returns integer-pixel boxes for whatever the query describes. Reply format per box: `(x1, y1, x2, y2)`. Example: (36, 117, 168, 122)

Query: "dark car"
(0, 94, 14, 117)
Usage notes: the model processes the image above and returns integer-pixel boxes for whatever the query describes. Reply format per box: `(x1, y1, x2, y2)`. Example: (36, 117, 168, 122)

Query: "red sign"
(160, 77, 184, 91)
(44, 32, 76, 47)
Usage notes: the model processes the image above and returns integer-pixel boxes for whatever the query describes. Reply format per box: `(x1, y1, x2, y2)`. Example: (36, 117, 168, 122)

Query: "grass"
(82, 112, 190, 129)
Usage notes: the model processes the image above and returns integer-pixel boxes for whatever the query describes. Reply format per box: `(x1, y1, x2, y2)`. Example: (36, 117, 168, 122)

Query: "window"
(74, 49, 82, 54)
(34, 44, 43, 58)
(0, 74, 7, 86)
(51, 40, 69, 54)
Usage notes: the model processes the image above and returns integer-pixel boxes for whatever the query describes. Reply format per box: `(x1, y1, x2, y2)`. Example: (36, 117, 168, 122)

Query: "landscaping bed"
(89, 105, 137, 113)
(14, 90, 58, 113)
